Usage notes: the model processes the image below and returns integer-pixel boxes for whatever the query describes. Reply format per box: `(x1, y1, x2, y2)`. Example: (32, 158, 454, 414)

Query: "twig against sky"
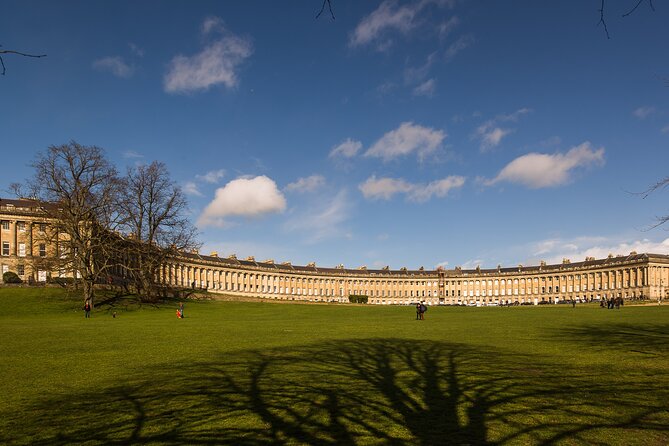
(316, 0, 335, 20)
(0, 46, 47, 75)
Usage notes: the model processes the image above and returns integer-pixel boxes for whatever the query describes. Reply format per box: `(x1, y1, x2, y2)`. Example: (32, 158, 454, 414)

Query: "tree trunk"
(83, 279, 95, 307)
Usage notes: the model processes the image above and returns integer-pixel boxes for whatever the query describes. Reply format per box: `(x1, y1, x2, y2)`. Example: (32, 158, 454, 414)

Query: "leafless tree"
(16, 141, 121, 306)
(117, 161, 199, 301)
(0, 45, 46, 75)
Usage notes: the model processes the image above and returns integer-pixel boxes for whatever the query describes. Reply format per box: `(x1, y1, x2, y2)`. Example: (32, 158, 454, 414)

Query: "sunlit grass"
(1, 287, 667, 445)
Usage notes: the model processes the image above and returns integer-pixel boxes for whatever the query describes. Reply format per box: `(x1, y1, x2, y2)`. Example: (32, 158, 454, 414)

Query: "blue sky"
(2, 0, 669, 270)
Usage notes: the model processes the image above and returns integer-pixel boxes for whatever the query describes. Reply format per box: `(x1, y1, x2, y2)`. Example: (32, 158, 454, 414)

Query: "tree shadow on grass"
(551, 323, 669, 359)
(4, 339, 668, 445)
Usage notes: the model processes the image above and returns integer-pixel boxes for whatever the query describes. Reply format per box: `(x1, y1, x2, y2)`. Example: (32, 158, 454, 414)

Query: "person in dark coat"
(84, 301, 91, 318)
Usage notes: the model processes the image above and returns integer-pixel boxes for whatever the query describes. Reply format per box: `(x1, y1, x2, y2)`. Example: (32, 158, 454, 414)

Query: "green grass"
(0, 288, 667, 445)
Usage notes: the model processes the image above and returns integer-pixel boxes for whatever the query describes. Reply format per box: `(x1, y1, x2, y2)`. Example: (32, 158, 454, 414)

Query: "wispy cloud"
(164, 17, 253, 94)
(93, 56, 134, 78)
(285, 175, 326, 193)
(477, 126, 512, 150)
(195, 169, 226, 184)
(329, 138, 363, 159)
(633, 106, 655, 119)
(528, 236, 669, 265)
(202, 15, 225, 35)
(183, 181, 203, 197)
(359, 175, 465, 202)
(404, 52, 436, 85)
(365, 122, 446, 162)
(198, 175, 286, 227)
(474, 108, 531, 151)
(129, 42, 144, 57)
(444, 34, 474, 61)
(349, 0, 456, 50)
(484, 142, 605, 188)
(122, 150, 144, 159)
(284, 190, 351, 243)
(413, 78, 436, 97)
(438, 16, 460, 39)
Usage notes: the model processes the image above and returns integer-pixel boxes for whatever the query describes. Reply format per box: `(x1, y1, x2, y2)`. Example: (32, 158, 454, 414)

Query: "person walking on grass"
(84, 301, 91, 318)
(419, 302, 427, 320)
(415, 303, 421, 320)
(179, 302, 184, 318)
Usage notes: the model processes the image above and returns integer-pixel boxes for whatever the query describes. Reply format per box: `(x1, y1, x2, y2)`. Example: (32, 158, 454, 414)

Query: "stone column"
(12, 220, 17, 256)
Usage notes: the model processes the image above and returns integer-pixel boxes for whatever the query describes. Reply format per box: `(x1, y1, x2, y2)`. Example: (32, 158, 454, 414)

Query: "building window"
(39, 223, 46, 233)
(17, 264, 25, 276)
(39, 244, 46, 257)
(1, 242, 8, 256)
(18, 243, 26, 257)
(1, 221, 8, 230)
(17, 222, 26, 232)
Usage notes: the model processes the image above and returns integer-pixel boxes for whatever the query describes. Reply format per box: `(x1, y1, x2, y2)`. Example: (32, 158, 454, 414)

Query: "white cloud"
(284, 190, 351, 243)
(413, 78, 436, 97)
(478, 126, 512, 150)
(485, 142, 605, 188)
(202, 16, 225, 35)
(365, 122, 446, 162)
(196, 169, 226, 184)
(376, 81, 397, 96)
(129, 43, 144, 57)
(329, 138, 363, 158)
(474, 108, 531, 151)
(530, 236, 669, 265)
(122, 150, 144, 159)
(359, 176, 413, 200)
(349, 0, 455, 49)
(438, 16, 460, 39)
(409, 176, 465, 201)
(460, 259, 484, 270)
(183, 181, 202, 196)
(633, 106, 655, 119)
(93, 56, 134, 78)
(404, 52, 436, 84)
(164, 18, 253, 94)
(499, 107, 531, 122)
(359, 175, 465, 202)
(198, 175, 286, 227)
(444, 34, 474, 61)
(285, 175, 326, 193)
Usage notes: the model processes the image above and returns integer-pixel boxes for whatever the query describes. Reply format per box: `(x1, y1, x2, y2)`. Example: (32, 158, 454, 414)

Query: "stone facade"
(3, 198, 669, 304)
(160, 251, 669, 305)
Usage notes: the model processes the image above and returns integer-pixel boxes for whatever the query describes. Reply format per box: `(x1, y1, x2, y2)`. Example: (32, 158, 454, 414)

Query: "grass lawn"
(0, 287, 667, 445)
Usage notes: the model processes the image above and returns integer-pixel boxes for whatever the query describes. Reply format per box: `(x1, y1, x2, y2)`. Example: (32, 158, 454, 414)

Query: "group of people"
(415, 302, 427, 320)
(601, 297, 623, 309)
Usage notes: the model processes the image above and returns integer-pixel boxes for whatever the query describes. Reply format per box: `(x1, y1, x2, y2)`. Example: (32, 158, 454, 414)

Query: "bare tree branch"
(598, 0, 611, 39)
(0, 46, 47, 75)
(316, 0, 335, 20)
(622, 0, 655, 17)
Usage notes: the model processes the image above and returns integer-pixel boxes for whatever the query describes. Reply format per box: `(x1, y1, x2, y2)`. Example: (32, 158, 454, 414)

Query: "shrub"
(3, 271, 22, 284)
(348, 295, 368, 304)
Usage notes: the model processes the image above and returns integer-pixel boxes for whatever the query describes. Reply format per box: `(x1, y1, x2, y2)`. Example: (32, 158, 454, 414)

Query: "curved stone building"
(162, 251, 669, 305)
(3, 197, 669, 304)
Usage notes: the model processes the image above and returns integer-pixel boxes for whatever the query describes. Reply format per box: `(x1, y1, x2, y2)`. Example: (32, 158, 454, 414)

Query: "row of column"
(157, 261, 656, 303)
